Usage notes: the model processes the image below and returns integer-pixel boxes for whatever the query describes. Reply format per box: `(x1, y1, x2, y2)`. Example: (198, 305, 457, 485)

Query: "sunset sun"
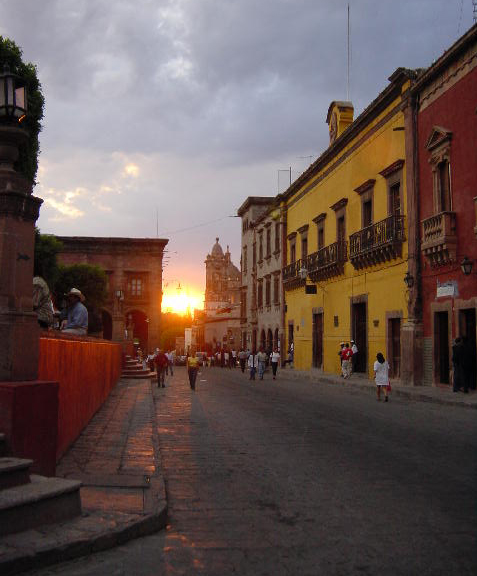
(162, 289, 203, 315)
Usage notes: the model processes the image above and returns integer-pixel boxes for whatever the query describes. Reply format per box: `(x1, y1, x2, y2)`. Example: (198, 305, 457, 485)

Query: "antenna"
(156, 207, 158, 237)
(474, 0, 477, 23)
(347, 3, 350, 101)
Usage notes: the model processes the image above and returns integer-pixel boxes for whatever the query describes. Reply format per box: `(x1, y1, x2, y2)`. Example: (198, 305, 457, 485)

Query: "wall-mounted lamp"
(115, 289, 124, 301)
(460, 256, 473, 276)
(404, 271, 414, 289)
(299, 266, 308, 280)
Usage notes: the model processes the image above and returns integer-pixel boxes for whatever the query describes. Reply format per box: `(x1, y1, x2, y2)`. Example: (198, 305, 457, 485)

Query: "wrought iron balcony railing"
(307, 241, 347, 280)
(349, 215, 405, 269)
(282, 259, 306, 289)
(421, 211, 457, 266)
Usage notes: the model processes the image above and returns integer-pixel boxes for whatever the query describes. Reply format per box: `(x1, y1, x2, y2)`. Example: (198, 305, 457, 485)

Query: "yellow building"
(281, 69, 418, 378)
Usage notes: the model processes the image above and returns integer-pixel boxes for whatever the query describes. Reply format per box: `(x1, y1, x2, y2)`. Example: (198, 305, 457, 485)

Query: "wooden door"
(352, 303, 367, 373)
(312, 313, 323, 369)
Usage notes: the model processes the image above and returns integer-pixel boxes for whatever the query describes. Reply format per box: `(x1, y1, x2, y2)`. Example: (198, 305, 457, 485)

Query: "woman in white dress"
(373, 352, 390, 402)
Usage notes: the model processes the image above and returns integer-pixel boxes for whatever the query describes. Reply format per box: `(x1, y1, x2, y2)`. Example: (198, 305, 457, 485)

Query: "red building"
(414, 24, 477, 387)
(57, 236, 168, 352)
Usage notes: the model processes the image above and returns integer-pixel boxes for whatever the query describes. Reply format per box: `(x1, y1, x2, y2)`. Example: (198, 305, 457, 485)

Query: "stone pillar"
(0, 126, 43, 381)
(401, 94, 423, 386)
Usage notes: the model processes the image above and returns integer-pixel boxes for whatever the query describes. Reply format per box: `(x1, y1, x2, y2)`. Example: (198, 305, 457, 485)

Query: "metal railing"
(282, 259, 304, 282)
(349, 215, 405, 258)
(307, 241, 347, 273)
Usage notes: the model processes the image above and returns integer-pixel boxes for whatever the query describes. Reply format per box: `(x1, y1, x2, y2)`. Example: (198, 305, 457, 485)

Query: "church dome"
(211, 237, 224, 257)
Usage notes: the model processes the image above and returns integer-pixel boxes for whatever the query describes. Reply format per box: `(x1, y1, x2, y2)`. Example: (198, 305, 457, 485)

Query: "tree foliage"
(33, 228, 63, 288)
(55, 264, 108, 334)
(0, 36, 44, 183)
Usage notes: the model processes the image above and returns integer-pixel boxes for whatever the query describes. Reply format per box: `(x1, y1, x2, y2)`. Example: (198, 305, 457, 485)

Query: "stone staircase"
(0, 457, 82, 536)
(122, 355, 156, 379)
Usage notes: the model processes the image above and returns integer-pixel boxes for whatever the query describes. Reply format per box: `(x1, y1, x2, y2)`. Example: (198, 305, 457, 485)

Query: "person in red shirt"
(341, 343, 353, 379)
(154, 349, 169, 388)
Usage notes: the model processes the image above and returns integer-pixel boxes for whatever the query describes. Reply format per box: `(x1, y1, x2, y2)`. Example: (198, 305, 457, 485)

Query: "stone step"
(0, 474, 82, 536)
(122, 369, 150, 376)
(0, 433, 7, 457)
(124, 372, 156, 380)
(0, 457, 32, 490)
(123, 364, 144, 371)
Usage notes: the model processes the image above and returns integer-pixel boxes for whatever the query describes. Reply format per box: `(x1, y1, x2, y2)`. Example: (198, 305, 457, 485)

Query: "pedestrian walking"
(374, 352, 390, 401)
(341, 343, 353, 379)
(187, 350, 200, 390)
(257, 348, 268, 380)
(351, 340, 358, 373)
(154, 349, 169, 388)
(338, 342, 345, 376)
(248, 350, 257, 380)
(167, 351, 174, 376)
(270, 348, 280, 380)
(239, 349, 247, 373)
(231, 349, 237, 368)
(452, 337, 467, 393)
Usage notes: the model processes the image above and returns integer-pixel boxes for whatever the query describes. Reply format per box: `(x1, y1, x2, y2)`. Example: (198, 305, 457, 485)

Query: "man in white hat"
(61, 288, 88, 335)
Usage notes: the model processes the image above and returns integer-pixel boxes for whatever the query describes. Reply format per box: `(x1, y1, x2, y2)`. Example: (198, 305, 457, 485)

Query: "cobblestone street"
(31, 366, 477, 575)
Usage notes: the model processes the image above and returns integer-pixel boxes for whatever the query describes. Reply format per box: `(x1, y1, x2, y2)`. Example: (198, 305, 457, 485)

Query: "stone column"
(0, 126, 43, 381)
(401, 94, 424, 386)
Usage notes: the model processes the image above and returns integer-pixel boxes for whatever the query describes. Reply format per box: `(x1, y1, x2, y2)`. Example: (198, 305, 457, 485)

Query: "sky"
(1, 0, 475, 308)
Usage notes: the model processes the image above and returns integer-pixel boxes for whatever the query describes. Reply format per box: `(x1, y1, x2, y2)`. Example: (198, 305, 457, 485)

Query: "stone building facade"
(57, 236, 168, 352)
(202, 238, 241, 351)
(237, 197, 285, 354)
(411, 24, 477, 389)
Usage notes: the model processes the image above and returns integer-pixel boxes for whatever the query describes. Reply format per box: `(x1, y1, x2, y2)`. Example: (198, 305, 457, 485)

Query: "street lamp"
(0, 64, 27, 122)
(460, 256, 473, 276)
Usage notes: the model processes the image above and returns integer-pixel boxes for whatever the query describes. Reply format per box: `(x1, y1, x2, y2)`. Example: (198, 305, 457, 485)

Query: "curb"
(0, 476, 167, 576)
(281, 368, 477, 410)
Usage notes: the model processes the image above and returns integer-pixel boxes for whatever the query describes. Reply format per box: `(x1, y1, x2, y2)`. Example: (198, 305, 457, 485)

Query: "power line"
(157, 215, 233, 236)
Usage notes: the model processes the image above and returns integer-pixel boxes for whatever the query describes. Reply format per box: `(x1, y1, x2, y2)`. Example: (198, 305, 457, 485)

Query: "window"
(259, 232, 263, 262)
(389, 182, 401, 216)
(128, 277, 142, 297)
(318, 225, 324, 249)
(330, 198, 348, 244)
(301, 235, 308, 259)
(337, 216, 345, 242)
(363, 200, 372, 227)
(288, 232, 297, 263)
(273, 275, 280, 304)
(438, 160, 451, 212)
(266, 228, 271, 257)
(253, 242, 256, 267)
(243, 246, 247, 274)
(265, 276, 271, 306)
(258, 281, 263, 308)
(425, 127, 453, 215)
(313, 213, 326, 250)
(275, 222, 280, 252)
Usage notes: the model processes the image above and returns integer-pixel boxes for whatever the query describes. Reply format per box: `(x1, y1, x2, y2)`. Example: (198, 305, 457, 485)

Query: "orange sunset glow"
(161, 289, 204, 315)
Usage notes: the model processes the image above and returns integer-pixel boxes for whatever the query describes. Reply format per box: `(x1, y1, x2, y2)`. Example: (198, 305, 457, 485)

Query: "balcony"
(282, 259, 306, 290)
(307, 241, 347, 280)
(349, 215, 405, 269)
(421, 211, 457, 266)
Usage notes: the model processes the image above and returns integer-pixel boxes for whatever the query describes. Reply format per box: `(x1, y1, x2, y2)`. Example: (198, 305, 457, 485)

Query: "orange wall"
(38, 335, 122, 458)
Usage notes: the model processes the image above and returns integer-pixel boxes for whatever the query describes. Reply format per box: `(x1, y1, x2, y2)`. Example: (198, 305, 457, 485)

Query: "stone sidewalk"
(0, 376, 167, 576)
(282, 366, 477, 409)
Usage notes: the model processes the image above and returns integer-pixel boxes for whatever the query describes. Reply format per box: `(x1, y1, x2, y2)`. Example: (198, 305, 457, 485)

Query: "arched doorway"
(101, 310, 112, 340)
(274, 327, 279, 351)
(260, 329, 266, 350)
(126, 309, 149, 352)
(267, 329, 273, 352)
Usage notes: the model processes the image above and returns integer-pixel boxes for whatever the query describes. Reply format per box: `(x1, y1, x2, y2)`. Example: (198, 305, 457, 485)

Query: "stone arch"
(267, 328, 273, 353)
(260, 329, 266, 350)
(125, 309, 149, 352)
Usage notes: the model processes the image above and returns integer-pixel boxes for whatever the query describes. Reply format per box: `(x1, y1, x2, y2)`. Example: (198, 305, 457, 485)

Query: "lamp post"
(0, 63, 43, 381)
